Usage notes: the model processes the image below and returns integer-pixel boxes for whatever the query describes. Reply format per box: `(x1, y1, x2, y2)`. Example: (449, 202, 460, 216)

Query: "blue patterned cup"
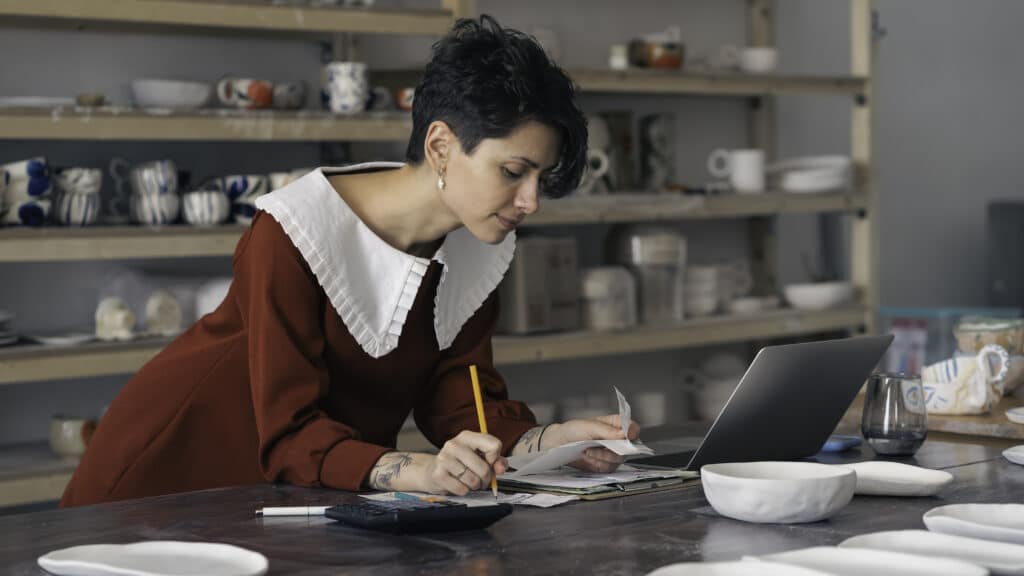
(54, 189, 100, 226)
(321, 61, 368, 114)
(130, 191, 180, 226)
(182, 189, 231, 226)
(2, 198, 51, 227)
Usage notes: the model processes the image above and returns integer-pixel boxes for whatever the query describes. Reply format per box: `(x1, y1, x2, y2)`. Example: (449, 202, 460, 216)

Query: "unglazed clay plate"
(836, 461, 954, 496)
(924, 504, 1024, 545)
(747, 545, 987, 576)
(38, 541, 269, 576)
(646, 560, 831, 575)
(841, 530, 1024, 575)
(1004, 445, 1024, 466)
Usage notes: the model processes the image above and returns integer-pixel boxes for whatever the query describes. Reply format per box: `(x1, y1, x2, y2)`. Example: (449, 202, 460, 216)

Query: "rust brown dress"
(61, 209, 536, 507)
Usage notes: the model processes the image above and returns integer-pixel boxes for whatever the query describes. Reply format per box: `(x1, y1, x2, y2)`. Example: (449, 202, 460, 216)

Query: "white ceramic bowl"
(701, 461, 856, 523)
(132, 79, 212, 110)
(784, 282, 855, 311)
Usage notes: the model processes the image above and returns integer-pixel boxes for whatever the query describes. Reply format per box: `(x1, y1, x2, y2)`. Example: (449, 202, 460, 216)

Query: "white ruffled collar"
(254, 163, 516, 358)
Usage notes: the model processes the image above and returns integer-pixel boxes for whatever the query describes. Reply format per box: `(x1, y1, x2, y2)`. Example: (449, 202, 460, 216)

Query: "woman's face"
(441, 120, 561, 244)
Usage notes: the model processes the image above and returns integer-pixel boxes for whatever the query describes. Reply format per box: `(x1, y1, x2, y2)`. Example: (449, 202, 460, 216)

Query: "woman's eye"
(502, 167, 522, 179)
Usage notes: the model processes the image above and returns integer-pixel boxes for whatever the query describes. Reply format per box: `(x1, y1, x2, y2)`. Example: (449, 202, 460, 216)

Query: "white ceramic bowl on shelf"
(784, 282, 855, 311)
(701, 461, 856, 523)
(132, 79, 212, 110)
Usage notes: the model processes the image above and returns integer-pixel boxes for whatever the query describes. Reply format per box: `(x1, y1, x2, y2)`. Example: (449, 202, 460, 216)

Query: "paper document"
(361, 491, 576, 508)
(506, 386, 653, 476)
(500, 465, 696, 490)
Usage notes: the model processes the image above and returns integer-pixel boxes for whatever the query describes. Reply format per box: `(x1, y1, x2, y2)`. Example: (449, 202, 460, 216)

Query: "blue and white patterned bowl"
(182, 189, 231, 226)
(2, 198, 51, 227)
(53, 189, 100, 227)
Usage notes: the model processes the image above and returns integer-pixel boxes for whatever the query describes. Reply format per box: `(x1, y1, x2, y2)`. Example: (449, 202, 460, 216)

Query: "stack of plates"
(769, 155, 853, 194)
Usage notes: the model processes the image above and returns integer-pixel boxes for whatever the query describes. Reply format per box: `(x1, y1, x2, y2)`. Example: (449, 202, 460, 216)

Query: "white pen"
(254, 506, 329, 517)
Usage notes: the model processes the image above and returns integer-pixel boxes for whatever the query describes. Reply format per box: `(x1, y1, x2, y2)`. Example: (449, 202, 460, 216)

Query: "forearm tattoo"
(369, 452, 414, 490)
(515, 425, 545, 453)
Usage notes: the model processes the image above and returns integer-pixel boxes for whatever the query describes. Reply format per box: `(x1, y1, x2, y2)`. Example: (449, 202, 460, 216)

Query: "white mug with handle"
(707, 148, 765, 194)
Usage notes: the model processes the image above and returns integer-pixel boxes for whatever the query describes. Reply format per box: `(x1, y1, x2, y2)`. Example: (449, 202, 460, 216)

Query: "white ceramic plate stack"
(924, 504, 1024, 545)
(840, 530, 1024, 575)
(769, 155, 853, 194)
(784, 282, 855, 311)
(38, 541, 269, 576)
(747, 546, 989, 576)
(0, 309, 16, 346)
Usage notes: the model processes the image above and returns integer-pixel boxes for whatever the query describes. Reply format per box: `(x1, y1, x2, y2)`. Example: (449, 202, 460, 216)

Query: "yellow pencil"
(469, 364, 499, 499)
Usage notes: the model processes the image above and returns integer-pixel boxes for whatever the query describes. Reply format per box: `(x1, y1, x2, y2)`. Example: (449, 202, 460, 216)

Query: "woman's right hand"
(420, 430, 507, 496)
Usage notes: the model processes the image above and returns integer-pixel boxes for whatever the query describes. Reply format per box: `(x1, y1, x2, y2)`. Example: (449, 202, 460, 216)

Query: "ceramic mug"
(95, 296, 135, 341)
(708, 149, 765, 193)
(4, 175, 53, 205)
(55, 167, 102, 196)
(272, 81, 306, 110)
(367, 86, 394, 111)
(49, 415, 97, 458)
(718, 45, 779, 73)
(182, 188, 231, 226)
(53, 188, 101, 226)
(109, 158, 178, 198)
(575, 149, 610, 195)
(1, 198, 51, 226)
(131, 190, 180, 226)
(222, 174, 269, 202)
(321, 61, 369, 114)
(922, 344, 1009, 415)
(1, 156, 50, 180)
(396, 87, 415, 111)
(217, 77, 274, 109)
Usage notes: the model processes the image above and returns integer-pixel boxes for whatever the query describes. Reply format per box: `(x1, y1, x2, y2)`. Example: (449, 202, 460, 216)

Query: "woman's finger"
(453, 430, 504, 464)
(441, 439, 492, 488)
(593, 415, 641, 440)
(584, 447, 625, 465)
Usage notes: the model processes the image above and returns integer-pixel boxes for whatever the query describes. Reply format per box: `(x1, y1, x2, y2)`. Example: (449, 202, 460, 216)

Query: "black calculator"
(325, 499, 513, 534)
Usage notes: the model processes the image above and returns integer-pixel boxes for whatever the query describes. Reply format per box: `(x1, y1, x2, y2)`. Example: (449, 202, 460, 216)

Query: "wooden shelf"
(0, 0, 454, 37)
(0, 108, 412, 141)
(570, 68, 867, 97)
(0, 193, 867, 263)
(0, 442, 77, 507)
(493, 307, 866, 365)
(842, 394, 1024, 441)
(0, 308, 864, 384)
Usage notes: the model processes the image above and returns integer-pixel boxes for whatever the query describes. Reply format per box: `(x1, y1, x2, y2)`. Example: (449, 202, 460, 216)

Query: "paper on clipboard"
(506, 386, 653, 476)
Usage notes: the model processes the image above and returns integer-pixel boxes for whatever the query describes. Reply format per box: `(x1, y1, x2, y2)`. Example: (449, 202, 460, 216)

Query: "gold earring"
(437, 164, 447, 191)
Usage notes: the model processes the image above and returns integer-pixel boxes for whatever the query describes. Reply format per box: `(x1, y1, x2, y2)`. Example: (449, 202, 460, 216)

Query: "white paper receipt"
(506, 386, 653, 476)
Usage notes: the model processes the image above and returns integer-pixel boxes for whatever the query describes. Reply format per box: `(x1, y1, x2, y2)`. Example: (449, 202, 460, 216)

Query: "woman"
(62, 15, 639, 507)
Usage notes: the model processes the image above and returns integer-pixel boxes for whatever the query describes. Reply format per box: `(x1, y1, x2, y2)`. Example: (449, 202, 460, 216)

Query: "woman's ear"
(423, 120, 454, 173)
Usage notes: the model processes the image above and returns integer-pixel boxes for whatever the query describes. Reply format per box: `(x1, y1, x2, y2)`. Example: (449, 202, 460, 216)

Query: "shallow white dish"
(701, 461, 856, 524)
(28, 333, 95, 347)
(131, 79, 212, 110)
(1004, 445, 1024, 465)
(1007, 407, 1024, 424)
(38, 541, 268, 576)
(924, 504, 1024, 545)
(784, 282, 855, 311)
(768, 155, 854, 174)
(647, 560, 831, 575)
(747, 545, 988, 576)
(840, 530, 1024, 575)
(836, 461, 954, 496)
(0, 96, 76, 108)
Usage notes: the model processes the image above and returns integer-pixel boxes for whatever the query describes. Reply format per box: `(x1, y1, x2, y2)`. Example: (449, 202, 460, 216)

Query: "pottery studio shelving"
(0, 0, 880, 507)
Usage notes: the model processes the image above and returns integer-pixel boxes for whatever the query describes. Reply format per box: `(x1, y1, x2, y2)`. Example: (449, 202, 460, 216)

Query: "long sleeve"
(235, 212, 391, 491)
(414, 292, 537, 454)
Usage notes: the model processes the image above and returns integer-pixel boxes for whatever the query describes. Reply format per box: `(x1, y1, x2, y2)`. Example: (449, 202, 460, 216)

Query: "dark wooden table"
(2, 438, 1021, 575)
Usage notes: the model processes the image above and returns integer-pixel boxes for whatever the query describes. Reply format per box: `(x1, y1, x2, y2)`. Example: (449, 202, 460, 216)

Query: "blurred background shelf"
(0, 0, 456, 37)
(0, 442, 77, 508)
(0, 192, 866, 262)
(0, 109, 412, 141)
(0, 307, 865, 384)
(569, 68, 867, 97)
(841, 394, 1024, 442)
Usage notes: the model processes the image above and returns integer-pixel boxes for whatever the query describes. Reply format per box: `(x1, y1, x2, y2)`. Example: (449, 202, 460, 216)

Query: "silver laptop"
(630, 335, 894, 471)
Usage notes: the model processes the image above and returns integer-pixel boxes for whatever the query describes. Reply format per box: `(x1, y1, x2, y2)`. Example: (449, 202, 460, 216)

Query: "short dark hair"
(405, 14, 587, 198)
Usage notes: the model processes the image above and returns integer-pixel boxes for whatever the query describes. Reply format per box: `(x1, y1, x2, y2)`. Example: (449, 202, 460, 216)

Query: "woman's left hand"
(542, 415, 640, 473)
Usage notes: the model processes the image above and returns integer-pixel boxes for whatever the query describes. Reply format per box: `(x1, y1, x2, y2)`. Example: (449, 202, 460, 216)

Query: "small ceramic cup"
(232, 195, 260, 226)
(217, 77, 274, 109)
(272, 81, 306, 110)
(53, 188, 101, 226)
(222, 174, 269, 202)
(1, 156, 49, 180)
(396, 87, 415, 111)
(49, 414, 97, 458)
(182, 188, 231, 226)
(131, 191, 180, 226)
(55, 167, 102, 196)
(321, 61, 368, 114)
(2, 198, 51, 226)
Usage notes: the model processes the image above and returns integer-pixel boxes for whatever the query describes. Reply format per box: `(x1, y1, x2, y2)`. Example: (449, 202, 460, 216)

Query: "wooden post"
(851, 0, 877, 333)
(442, 0, 475, 19)
(747, 0, 777, 299)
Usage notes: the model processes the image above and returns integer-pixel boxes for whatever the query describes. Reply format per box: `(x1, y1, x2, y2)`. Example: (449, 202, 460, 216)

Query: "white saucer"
(38, 541, 268, 576)
(647, 560, 831, 575)
(1004, 445, 1024, 466)
(748, 545, 987, 576)
(840, 529, 1024, 575)
(924, 504, 1024, 545)
(1006, 407, 1024, 425)
(28, 333, 95, 347)
(836, 461, 954, 496)
(0, 96, 76, 108)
